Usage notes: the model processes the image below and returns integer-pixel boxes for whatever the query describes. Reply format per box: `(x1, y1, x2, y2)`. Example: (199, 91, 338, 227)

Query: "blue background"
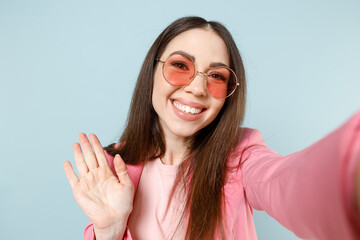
(1, 0, 359, 239)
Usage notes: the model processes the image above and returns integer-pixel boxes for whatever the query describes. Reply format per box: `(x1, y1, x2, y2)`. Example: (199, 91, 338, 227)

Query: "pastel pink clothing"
(127, 158, 185, 240)
(84, 110, 360, 239)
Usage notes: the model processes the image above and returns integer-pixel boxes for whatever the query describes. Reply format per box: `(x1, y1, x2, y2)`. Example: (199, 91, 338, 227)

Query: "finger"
(73, 142, 89, 176)
(78, 132, 99, 170)
(114, 154, 131, 184)
(89, 133, 109, 168)
(64, 161, 79, 189)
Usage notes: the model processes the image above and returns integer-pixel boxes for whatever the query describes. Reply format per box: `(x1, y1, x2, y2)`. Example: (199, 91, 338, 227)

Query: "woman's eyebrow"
(171, 51, 196, 61)
(209, 62, 229, 68)
(171, 50, 229, 68)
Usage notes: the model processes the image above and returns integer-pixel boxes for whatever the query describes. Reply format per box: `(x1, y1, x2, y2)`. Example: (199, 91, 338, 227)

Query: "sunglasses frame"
(157, 52, 239, 98)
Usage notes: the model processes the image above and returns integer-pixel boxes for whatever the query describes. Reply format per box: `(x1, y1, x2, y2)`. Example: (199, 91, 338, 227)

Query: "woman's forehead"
(160, 28, 230, 66)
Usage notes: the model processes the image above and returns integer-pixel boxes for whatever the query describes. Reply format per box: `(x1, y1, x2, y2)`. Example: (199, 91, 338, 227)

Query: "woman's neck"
(161, 133, 187, 165)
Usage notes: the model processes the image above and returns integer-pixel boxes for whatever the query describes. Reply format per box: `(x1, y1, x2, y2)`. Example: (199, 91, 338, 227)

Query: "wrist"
(93, 220, 128, 240)
(93, 227, 124, 240)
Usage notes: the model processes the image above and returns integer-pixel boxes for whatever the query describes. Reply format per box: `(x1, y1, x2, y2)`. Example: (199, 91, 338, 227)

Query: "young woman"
(64, 16, 360, 240)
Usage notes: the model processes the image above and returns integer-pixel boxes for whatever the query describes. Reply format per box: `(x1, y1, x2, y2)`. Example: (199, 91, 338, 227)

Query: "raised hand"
(64, 133, 134, 239)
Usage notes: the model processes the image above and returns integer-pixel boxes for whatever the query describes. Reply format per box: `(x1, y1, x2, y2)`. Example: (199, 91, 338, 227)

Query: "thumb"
(114, 154, 132, 184)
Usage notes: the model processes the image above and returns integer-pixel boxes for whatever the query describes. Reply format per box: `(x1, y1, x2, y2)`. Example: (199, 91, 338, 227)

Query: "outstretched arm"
(241, 110, 360, 239)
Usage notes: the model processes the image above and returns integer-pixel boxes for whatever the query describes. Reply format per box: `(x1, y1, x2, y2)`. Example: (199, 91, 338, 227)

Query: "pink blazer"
(84, 110, 360, 239)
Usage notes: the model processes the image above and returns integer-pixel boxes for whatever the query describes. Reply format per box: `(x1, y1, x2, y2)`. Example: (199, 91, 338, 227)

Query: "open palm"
(64, 133, 134, 232)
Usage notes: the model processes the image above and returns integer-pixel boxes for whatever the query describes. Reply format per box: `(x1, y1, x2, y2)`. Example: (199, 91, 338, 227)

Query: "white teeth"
(173, 101, 203, 115)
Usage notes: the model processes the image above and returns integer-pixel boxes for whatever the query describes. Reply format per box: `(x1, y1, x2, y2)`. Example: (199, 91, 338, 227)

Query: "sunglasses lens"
(162, 53, 237, 98)
(163, 54, 195, 86)
(207, 68, 237, 98)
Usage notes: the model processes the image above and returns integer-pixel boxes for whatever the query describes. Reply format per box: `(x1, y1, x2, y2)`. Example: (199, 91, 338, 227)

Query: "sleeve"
(83, 222, 133, 240)
(83, 223, 95, 240)
(241, 110, 360, 239)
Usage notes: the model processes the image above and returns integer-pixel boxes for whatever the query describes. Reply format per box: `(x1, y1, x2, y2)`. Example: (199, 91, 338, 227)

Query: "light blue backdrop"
(1, 0, 359, 239)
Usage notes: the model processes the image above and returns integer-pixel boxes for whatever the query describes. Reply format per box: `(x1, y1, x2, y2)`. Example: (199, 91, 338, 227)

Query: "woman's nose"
(183, 72, 208, 97)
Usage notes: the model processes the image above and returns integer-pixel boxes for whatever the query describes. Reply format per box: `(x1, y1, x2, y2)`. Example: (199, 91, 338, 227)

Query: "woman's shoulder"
(225, 128, 266, 179)
(233, 127, 267, 152)
(227, 127, 273, 172)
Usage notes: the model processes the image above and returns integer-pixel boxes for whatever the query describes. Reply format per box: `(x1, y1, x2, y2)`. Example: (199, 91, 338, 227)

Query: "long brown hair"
(105, 16, 246, 239)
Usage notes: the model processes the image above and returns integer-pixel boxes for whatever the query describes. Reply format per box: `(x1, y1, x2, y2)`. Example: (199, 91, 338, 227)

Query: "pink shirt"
(127, 158, 186, 240)
(84, 110, 360, 239)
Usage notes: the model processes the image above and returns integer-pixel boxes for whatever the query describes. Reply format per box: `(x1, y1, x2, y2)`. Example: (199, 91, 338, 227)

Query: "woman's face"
(152, 28, 229, 140)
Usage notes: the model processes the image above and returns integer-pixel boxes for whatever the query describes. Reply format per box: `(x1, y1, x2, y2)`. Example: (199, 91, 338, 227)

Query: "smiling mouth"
(172, 100, 205, 115)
